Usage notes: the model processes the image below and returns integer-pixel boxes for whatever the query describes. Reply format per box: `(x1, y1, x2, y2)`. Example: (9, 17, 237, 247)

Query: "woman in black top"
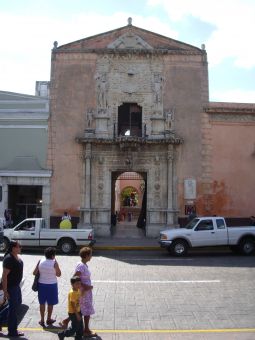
(2, 240, 24, 337)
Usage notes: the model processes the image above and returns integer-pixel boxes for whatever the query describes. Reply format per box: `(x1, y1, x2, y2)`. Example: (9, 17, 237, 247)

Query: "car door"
(11, 219, 40, 247)
(190, 219, 217, 246)
(214, 218, 228, 245)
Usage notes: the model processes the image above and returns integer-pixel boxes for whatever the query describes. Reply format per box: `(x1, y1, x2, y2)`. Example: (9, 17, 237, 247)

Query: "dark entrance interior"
(118, 103, 142, 137)
(8, 185, 42, 225)
(111, 171, 147, 238)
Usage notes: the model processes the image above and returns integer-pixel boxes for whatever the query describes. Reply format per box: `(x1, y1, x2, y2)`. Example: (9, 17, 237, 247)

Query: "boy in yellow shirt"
(58, 276, 83, 340)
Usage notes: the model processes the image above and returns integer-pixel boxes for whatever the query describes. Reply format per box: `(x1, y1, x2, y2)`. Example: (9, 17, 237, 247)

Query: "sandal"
(46, 318, 56, 325)
(39, 321, 45, 327)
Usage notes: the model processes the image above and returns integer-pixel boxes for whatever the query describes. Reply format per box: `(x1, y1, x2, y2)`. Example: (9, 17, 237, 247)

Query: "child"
(0, 281, 9, 333)
(59, 279, 87, 330)
(58, 276, 84, 340)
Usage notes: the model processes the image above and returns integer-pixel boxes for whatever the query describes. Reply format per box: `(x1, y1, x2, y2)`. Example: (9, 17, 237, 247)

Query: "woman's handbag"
(32, 272, 40, 292)
(32, 261, 40, 292)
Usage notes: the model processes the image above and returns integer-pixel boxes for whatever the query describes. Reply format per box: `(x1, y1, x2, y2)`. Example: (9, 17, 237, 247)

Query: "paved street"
(0, 249, 255, 339)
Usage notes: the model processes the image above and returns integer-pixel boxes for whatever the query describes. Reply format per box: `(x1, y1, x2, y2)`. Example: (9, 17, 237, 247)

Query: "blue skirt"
(38, 283, 58, 305)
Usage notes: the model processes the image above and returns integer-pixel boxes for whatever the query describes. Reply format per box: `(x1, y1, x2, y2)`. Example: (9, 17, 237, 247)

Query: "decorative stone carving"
(98, 183, 104, 190)
(86, 108, 94, 128)
(125, 157, 133, 169)
(154, 183, 160, 191)
(154, 155, 160, 164)
(98, 156, 104, 164)
(167, 153, 174, 161)
(107, 32, 153, 50)
(164, 108, 175, 131)
(153, 73, 163, 108)
(95, 73, 108, 109)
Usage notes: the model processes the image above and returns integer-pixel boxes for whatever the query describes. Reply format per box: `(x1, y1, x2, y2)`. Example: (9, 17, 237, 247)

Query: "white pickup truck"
(0, 218, 95, 254)
(159, 217, 255, 256)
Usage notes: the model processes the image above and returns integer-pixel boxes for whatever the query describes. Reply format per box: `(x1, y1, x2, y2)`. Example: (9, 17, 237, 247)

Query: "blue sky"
(0, 0, 254, 102)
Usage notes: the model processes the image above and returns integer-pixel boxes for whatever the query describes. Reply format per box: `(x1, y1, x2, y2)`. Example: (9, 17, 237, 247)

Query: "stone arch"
(111, 171, 147, 233)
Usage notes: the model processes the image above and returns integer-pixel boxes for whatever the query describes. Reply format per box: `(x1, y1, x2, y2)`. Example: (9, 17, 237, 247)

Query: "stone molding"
(53, 48, 203, 56)
(209, 114, 255, 122)
(76, 135, 183, 146)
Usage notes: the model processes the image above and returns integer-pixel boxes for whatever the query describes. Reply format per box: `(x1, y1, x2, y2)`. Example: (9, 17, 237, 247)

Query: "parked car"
(0, 218, 95, 254)
(159, 217, 255, 256)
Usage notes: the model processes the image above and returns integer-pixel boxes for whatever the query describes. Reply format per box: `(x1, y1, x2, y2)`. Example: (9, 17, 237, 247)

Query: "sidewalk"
(93, 221, 161, 251)
(93, 236, 161, 251)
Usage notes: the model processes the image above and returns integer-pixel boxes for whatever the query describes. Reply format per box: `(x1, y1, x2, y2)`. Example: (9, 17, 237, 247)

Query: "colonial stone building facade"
(47, 20, 255, 236)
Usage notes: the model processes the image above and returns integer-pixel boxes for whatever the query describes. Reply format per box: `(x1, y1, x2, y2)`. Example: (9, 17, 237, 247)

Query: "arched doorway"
(111, 171, 146, 238)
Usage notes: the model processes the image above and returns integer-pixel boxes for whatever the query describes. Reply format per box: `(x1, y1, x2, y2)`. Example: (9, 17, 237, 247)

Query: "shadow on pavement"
(92, 248, 255, 269)
(18, 304, 29, 325)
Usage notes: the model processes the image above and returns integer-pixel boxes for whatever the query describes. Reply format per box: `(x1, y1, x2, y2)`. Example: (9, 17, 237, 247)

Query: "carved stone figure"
(165, 108, 175, 130)
(86, 109, 94, 128)
(96, 73, 107, 109)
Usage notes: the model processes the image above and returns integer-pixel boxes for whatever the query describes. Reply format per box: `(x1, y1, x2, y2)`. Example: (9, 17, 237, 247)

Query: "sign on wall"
(184, 179, 196, 200)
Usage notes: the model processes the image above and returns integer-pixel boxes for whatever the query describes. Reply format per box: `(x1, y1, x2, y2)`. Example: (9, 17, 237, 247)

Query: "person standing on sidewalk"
(58, 276, 84, 340)
(33, 247, 61, 327)
(74, 247, 96, 338)
(1, 240, 24, 337)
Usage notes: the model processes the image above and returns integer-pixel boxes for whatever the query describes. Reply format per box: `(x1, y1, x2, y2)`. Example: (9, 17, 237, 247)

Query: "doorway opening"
(111, 171, 147, 238)
(8, 185, 42, 225)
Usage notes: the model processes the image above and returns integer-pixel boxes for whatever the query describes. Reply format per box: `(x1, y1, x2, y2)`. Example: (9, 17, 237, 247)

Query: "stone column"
(167, 144, 174, 225)
(84, 143, 92, 225)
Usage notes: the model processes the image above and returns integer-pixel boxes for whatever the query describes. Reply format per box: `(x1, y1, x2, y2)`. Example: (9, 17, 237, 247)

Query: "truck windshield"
(185, 218, 199, 229)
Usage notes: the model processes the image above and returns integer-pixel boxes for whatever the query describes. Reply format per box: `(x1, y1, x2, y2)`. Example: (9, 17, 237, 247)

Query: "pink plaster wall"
(210, 122, 255, 216)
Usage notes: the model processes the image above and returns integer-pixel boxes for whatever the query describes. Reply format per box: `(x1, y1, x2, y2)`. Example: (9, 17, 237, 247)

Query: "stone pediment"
(107, 32, 153, 50)
(56, 24, 202, 54)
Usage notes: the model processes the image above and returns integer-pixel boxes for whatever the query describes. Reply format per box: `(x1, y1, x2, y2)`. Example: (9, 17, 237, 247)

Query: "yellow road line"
(2, 328, 255, 333)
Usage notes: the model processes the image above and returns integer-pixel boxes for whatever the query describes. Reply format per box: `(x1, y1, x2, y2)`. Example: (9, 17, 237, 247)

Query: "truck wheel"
(239, 238, 255, 256)
(0, 237, 10, 253)
(58, 238, 75, 254)
(171, 239, 188, 257)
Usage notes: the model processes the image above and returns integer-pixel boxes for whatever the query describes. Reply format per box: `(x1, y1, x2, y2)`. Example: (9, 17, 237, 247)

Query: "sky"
(0, 0, 254, 103)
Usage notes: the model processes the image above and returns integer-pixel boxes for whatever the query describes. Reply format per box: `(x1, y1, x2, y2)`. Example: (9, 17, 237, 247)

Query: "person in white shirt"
(62, 212, 71, 221)
(33, 247, 61, 328)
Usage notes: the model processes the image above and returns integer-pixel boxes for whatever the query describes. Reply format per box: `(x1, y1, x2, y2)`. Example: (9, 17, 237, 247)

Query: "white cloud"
(147, 0, 255, 68)
(0, 11, 177, 94)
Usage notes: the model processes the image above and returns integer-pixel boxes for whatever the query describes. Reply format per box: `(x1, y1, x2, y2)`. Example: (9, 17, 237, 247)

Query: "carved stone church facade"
(47, 21, 255, 236)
